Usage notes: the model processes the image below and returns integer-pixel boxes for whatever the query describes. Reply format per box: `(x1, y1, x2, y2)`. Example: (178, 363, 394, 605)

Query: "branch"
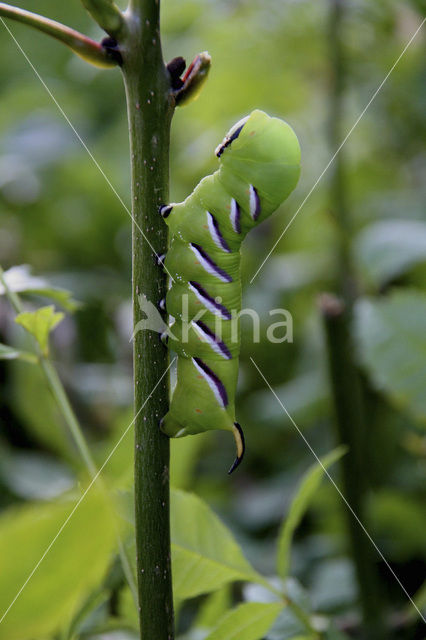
(80, 0, 124, 38)
(120, 3, 176, 637)
(0, 3, 118, 68)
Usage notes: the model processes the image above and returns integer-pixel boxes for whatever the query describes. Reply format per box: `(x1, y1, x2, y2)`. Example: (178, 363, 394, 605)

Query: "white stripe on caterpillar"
(249, 185, 261, 220)
(230, 198, 241, 233)
(189, 281, 231, 319)
(192, 357, 228, 407)
(192, 320, 232, 360)
(207, 211, 231, 252)
(189, 243, 232, 283)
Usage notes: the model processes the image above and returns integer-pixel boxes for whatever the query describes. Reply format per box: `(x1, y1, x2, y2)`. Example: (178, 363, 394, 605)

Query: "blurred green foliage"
(0, 1, 425, 639)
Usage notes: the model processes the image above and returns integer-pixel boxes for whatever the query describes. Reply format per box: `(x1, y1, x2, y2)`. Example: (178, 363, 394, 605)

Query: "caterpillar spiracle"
(158, 110, 301, 472)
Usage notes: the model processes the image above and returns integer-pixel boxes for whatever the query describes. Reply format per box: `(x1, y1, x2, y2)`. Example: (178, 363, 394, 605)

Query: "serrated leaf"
(171, 489, 262, 600)
(0, 490, 116, 640)
(0, 265, 79, 311)
(120, 488, 266, 602)
(203, 602, 284, 640)
(0, 343, 37, 363)
(277, 447, 346, 579)
(354, 291, 426, 424)
(355, 220, 426, 287)
(15, 305, 64, 356)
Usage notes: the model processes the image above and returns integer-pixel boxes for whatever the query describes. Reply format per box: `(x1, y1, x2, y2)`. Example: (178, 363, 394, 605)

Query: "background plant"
(0, 1, 425, 639)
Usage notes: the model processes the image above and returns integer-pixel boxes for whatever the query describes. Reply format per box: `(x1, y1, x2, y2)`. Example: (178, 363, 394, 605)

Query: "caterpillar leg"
(155, 253, 166, 268)
(159, 414, 187, 438)
(159, 204, 173, 219)
(228, 422, 245, 474)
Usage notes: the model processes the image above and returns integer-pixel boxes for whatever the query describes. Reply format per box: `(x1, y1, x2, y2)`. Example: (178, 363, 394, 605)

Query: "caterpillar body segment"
(159, 110, 301, 471)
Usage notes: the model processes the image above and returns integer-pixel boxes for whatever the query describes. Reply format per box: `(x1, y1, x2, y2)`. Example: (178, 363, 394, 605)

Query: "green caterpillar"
(158, 110, 300, 472)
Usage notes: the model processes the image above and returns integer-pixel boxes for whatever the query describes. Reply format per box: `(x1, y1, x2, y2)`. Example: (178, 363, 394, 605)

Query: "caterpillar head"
(215, 110, 301, 211)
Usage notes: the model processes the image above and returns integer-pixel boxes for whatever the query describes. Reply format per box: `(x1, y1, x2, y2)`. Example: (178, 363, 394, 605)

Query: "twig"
(0, 3, 118, 67)
(80, 0, 124, 38)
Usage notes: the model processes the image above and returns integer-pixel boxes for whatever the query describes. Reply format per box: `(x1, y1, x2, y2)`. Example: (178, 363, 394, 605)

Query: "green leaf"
(0, 265, 79, 311)
(0, 489, 116, 640)
(15, 305, 64, 356)
(265, 606, 306, 640)
(65, 588, 111, 640)
(121, 489, 265, 602)
(277, 447, 346, 579)
(354, 291, 426, 424)
(118, 586, 139, 628)
(0, 343, 37, 363)
(10, 360, 72, 458)
(30, 287, 80, 312)
(194, 584, 232, 630)
(0, 451, 74, 500)
(203, 602, 284, 640)
(171, 489, 262, 600)
(355, 220, 426, 287)
(170, 433, 205, 490)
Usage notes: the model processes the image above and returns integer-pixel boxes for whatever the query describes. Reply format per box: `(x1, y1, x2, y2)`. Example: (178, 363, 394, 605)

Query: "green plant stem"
(80, 0, 124, 37)
(120, 3, 175, 638)
(285, 598, 319, 637)
(40, 358, 97, 476)
(328, 0, 357, 306)
(324, 2, 386, 638)
(0, 3, 118, 68)
(320, 295, 385, 640)
(0, 266, 137, 603)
